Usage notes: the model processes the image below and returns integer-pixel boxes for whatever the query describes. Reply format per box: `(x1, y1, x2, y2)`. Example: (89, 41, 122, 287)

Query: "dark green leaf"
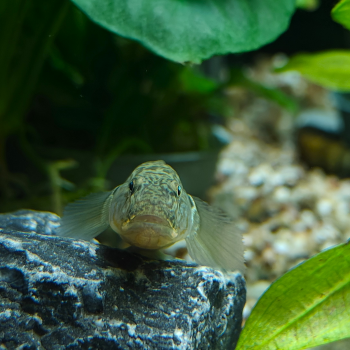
(70, 0, 296, 63)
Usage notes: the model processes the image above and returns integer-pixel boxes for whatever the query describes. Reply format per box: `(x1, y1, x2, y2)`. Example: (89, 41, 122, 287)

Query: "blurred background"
(1, 1, 350, 348)
(1, 0, 349, 213)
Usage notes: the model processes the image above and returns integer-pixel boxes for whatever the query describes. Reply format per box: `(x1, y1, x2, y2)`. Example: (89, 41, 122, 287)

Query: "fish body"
(58, 160, 244, 272)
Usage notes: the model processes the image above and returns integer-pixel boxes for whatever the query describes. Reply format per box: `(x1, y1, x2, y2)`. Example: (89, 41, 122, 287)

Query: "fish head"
(109, 160, 196, 249)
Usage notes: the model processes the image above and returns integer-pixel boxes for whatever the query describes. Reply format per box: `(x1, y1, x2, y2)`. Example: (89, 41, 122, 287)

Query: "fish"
(57, 160, 245, 272)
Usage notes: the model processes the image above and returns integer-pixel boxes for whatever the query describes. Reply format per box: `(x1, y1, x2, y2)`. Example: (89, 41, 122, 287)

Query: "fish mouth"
(119, 215, 178, 249)
(128, 215, 171, 226)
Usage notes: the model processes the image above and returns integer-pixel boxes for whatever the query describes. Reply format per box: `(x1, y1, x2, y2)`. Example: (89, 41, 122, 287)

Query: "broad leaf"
(275, 51, 350, 91)
(70, 0, 296, 63)
(332, 0, 350, 31)
(236, 242, 350, 350)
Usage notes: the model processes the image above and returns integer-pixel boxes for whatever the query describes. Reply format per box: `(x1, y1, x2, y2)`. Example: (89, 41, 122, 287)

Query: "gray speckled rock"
(0, 210, 246, 350)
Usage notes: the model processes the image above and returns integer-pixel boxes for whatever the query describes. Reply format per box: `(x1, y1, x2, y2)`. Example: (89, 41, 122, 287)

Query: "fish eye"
(129, 181, 134, 193)
(177, 185, 181, 196)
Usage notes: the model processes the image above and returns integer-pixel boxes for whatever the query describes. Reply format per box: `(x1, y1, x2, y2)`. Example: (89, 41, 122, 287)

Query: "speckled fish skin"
(109, 161, 197, 249)
(58, 160, 245, 272)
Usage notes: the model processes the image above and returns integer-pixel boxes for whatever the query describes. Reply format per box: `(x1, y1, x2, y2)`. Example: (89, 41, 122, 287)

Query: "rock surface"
(0, 210, 246, 350)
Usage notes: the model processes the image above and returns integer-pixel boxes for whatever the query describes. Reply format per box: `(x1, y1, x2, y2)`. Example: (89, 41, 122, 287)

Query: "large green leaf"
(275, 51, 350, 91)
(70, 0, 296, 63)
(332, 0, 350, 31)
(236, 242, 350, 350)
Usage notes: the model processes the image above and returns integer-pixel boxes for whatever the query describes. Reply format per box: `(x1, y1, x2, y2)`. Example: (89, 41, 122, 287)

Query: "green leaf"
(236, 242, 350, 350)
(70, 0, 296, 63)
(296, 0, 319, 11)
(332, 0, 350, 31)
(179, 67, 218, 94)
(275, 51, 350, 91)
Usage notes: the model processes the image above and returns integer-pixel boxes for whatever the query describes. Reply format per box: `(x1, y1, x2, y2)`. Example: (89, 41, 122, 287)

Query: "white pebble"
(248, 171, 265, 186)
(274, 187, 291, 203)
(273, 240, 290, 255)
(300, 210, 317, 228)
(316, 199, 333, 216)
(244, 249, 255, 262)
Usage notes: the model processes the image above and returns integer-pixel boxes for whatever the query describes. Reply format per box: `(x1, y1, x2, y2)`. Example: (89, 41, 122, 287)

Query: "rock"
(0, 210, 246, 350)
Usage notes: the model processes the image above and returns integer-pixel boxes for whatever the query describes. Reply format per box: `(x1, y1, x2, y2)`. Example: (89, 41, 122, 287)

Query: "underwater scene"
(1, 0, 350, 349)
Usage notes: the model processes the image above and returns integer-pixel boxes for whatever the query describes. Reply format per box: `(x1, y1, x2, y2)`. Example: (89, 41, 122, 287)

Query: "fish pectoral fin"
(57, 191, 113, 240)
(185, 196, 245, 273)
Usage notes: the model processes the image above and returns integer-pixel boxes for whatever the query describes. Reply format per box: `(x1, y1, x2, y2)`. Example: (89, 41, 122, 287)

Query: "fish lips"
(119, 215, 178, 249)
